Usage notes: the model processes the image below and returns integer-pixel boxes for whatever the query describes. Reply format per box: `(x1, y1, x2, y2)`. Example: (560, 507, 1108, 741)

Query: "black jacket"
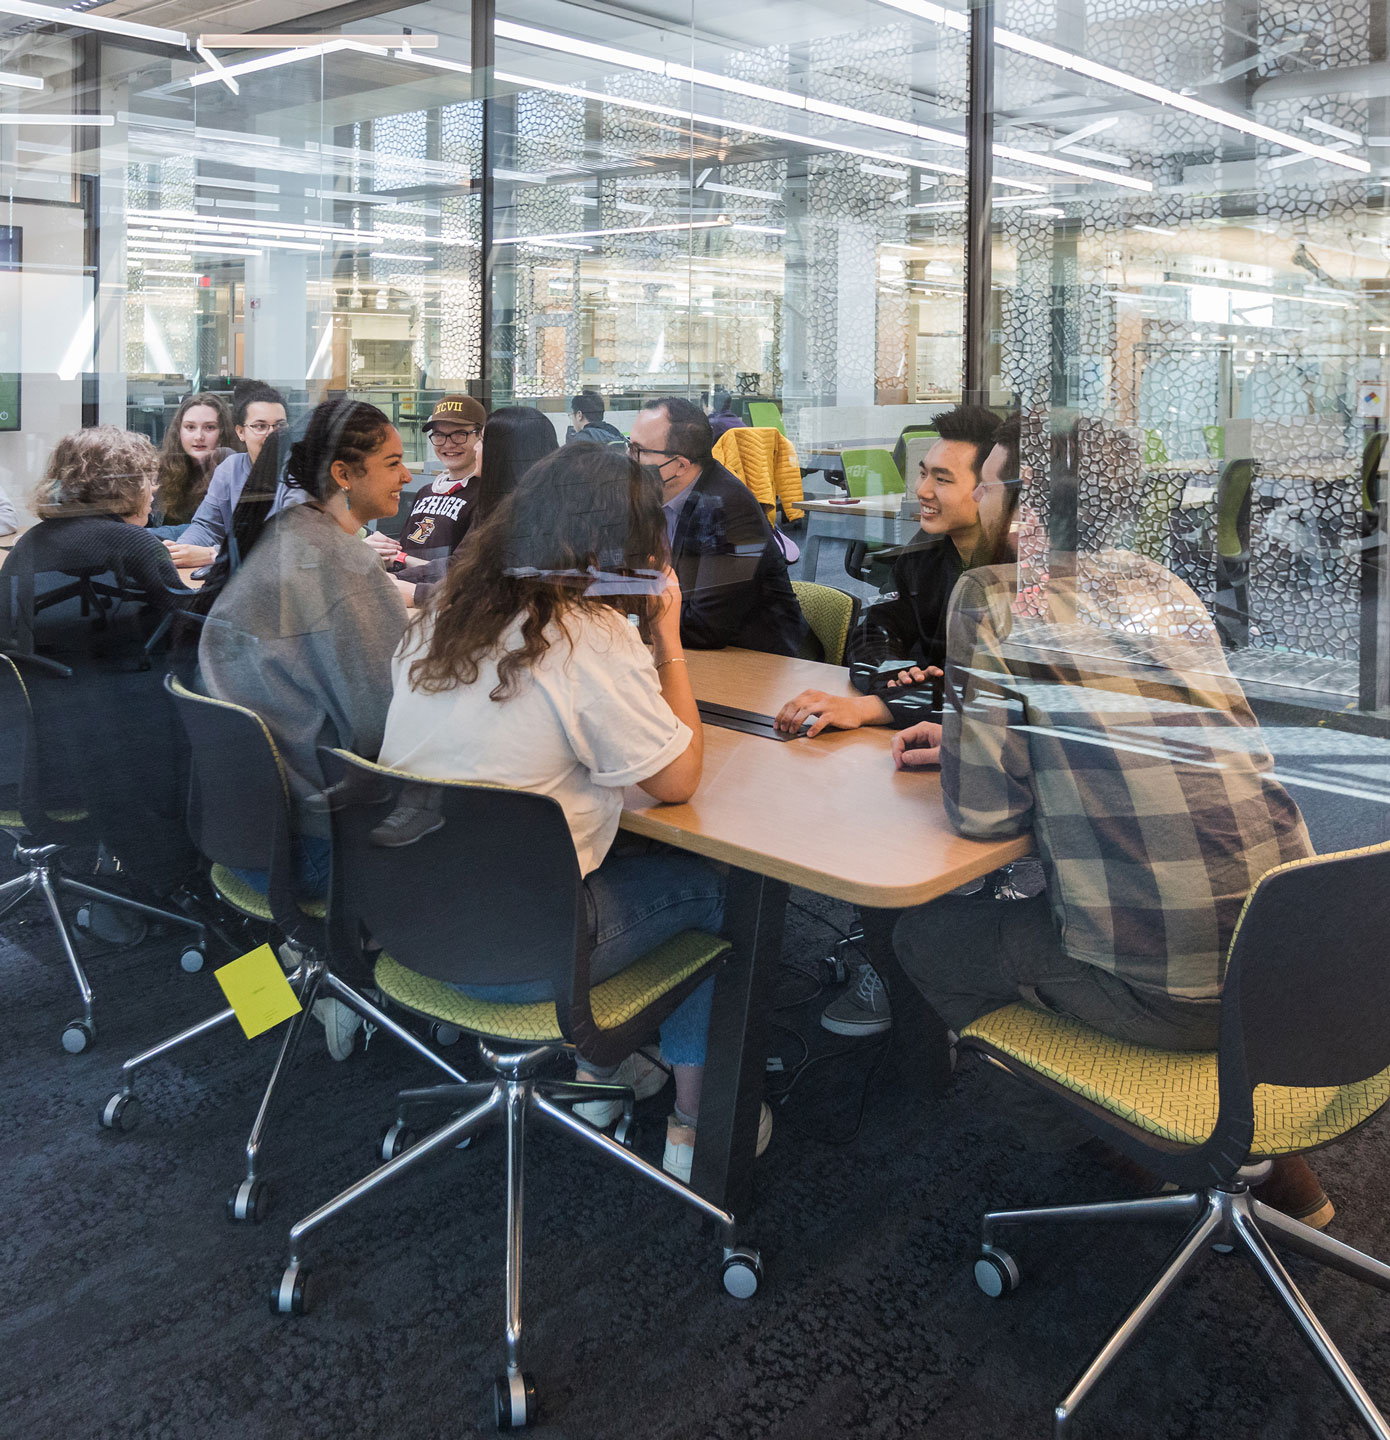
(669, 460, 807, 657)
(846, 533, 963, 725)
(568, 420, 625, 446)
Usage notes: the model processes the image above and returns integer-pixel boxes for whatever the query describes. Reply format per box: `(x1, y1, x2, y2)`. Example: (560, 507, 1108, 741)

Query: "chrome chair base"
(3, 838, 207, 1052)
(976, 1163, 1390, 1439)
(274, 1038, 755, 1430)
(100, 954, 475, 1224)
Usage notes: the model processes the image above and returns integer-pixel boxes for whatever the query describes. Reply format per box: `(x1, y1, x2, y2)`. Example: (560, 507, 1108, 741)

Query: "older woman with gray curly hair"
(1, 425, 194, 648)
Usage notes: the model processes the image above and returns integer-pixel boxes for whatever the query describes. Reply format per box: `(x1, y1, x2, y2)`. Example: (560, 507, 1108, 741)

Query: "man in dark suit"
(629, 396, 806, 656)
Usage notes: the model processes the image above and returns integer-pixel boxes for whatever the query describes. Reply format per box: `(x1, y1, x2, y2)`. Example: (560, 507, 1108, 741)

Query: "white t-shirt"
(380, 607, 691, 876)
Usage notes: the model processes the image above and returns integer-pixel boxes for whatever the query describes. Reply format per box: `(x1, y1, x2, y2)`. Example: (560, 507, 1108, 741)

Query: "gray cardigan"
(198, 503, 407, 838)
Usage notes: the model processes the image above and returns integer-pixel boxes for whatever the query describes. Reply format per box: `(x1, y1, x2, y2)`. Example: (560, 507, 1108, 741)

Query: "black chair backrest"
(164, 675, 301, 931)
(1221, 841, 1390, 1094)
(321, 750, 585, 992)
(0, 654, 34, 819)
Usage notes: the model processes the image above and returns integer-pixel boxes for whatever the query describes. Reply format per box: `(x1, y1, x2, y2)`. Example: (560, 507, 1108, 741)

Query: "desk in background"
(622, 648, 1028, 1219)
(798, 496, 918, 582)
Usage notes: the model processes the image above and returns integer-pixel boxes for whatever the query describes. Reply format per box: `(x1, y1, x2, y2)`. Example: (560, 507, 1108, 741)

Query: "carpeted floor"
(3, 855, 1389, 1440)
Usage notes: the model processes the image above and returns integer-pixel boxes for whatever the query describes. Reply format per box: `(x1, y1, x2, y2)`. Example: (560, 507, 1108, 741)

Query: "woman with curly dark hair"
(380, 444, 769, 1180)
(148, 392, 235, 533)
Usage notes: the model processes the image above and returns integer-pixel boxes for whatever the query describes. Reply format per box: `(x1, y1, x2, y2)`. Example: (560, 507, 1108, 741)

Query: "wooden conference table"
(621, 648, 1029, 1218)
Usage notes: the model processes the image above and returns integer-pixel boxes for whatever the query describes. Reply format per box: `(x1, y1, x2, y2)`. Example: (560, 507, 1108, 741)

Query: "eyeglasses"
(244, 420, 289, 436)
(627, 441, 684, 464)
(429, 427, 480, 448)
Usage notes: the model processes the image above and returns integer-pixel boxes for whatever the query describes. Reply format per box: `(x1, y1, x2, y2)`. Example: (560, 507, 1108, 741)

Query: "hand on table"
(892, 721, 943, 769)
(363, 530, 399, 558)
(884, 664, 941, 691)
(775, 690, 890, 737)
(164, 541, 216, 568)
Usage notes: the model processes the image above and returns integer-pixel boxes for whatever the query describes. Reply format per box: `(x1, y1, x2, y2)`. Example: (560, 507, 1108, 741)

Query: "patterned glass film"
(989, 0, 1390, 715)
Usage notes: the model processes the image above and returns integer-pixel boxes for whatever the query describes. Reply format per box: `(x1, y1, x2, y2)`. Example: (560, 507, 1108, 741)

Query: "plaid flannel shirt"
(940, 551, 1311, 1000)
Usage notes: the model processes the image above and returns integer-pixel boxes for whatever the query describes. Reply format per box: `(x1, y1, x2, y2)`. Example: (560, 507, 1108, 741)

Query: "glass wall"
(0, 0, 1386, 724)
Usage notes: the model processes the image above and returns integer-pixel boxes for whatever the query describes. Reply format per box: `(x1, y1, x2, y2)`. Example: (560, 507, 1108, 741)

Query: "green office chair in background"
(892, 425, 938, 481)
(841, 448, 905, 498)
(747, 401, 785, 434)
(1213, 456, 1256, 650)
(962, 839, 1390, 1438)
(1141, 429, 1169, 466)
(271, 752, 757, 1430)
(791, 581, 861, 666)
(1203, 424, 1226, 460)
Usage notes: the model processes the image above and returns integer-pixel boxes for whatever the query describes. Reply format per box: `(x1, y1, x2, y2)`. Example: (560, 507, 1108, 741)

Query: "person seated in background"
(888, 422, 1332, 1229)
(565, 390, 624, 446)
(395, 394, 487, 568)
(1, 426, 194, 640)
(628, 396, 806, 656)
(395, 405, 558, 608)
(198, 398, 409, 1060)
(162, 383, 295, 568)
(702, 388, 745, 441)
(0, 477, 19, 535)
(380, 443, 769, 1180)
(147, 392, 235, 536)
(773, 405, 1008, 1040)
(775, 404, 1004, 740)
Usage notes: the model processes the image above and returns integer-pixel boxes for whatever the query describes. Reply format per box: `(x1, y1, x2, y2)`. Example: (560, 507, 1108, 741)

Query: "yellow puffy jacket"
(712, 426, 805, 525)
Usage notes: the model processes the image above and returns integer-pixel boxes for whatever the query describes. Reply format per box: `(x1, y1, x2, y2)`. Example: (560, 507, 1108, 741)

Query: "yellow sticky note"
(214, 943, 303, 1040)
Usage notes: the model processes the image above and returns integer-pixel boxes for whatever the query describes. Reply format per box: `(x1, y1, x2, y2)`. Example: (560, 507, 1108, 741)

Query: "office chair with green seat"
(891, 425, 937, 481)
(791, 581, 860, 665)
(272, 751, 757, 1431)
(961, 839, 1390, 1440)
(0, 654, 207, 1052)
(1361, 429, 1386, 528)
(99, 679, 473, 1224)
(747, 400, 785, 434)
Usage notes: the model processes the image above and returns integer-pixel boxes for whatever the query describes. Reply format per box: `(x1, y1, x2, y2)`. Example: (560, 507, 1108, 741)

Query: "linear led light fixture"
(393, 50, 470, 76)
(701, 180, 781, 200)
(189, 39, 387, 87)
(0, 112, 113, 125)
(0, 69, 42, 91)
(495, 21, 1148, 191)
(200, 33, 436, 48)
(875, 0, 1368, 174)
(494, 218, 732, 246)
(0, 1, 188, 47)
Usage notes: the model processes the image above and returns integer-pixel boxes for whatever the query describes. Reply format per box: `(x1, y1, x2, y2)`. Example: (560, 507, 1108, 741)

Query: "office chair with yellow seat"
(961, 839, 1390, 1439)
(99, 679, 474, 1224)
(791, 581, 860, 666)
(271, 752, 758, 1431)
(0, 654, 207, 1052)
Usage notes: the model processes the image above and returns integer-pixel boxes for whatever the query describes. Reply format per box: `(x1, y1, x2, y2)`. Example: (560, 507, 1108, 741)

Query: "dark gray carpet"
(3, 858, 1389, 1440)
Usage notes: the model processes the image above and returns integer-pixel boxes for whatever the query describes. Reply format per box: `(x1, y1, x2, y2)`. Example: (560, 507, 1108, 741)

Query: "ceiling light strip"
(0, 112, 113, 125)
(0, 0, 188, 47)
(0, 69, 42, 91)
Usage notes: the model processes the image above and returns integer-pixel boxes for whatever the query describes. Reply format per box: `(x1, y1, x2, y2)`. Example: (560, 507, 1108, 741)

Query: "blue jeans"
(461, 840, 725, 1066)
(231, 835, 332, 902)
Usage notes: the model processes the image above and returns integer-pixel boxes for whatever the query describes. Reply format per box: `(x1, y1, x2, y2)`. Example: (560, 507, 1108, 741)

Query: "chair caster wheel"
(227, 1178, 270, 1224)
(430, 1022, 461, 1047)
(493, 1371, 537, 1430)
(721, 1247, 763, 1298)
(270, 1263, 310, 1316)
(974, 1249, 1020, 1297)
(180, 946, 205, 973)
(379, 1120, 416, 1161)
(613, 1113, 638, 1149)
(61, 1019, 94, 1054)
(75, 905, 91, 930)
(100, 1092, 140, 1131)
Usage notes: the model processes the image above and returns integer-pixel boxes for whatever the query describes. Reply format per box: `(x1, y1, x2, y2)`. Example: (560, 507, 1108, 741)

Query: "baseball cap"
(422, 395, 487, 432)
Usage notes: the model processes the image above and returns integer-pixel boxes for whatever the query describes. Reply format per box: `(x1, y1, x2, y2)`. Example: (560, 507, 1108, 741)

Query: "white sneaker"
(313, 996, 361, 1061)
(662, 1102, 772, 1185)
(573, 1050, 668, 1128)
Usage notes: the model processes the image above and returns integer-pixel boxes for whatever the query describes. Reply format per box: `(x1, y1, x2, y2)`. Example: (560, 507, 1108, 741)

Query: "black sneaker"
(820, 962, 891, 1036)
(370, 804, 445, 848)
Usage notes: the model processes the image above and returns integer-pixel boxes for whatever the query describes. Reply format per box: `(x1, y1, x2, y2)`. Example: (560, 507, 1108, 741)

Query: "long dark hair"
(406, 445, 666, 700)
(470, 406, 559, 520)
(155, 392, 234, 524)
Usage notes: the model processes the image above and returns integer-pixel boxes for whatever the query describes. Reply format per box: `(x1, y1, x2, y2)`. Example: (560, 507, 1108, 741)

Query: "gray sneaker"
(313, 996, 361, 1060)
(370, 801, 445, 848)
(820, 962, 891, 1036)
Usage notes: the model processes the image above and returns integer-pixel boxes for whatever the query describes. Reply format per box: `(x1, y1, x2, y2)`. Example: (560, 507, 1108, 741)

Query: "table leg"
(859, 906, 954, 1099)
(689, 866, 788, 1217)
